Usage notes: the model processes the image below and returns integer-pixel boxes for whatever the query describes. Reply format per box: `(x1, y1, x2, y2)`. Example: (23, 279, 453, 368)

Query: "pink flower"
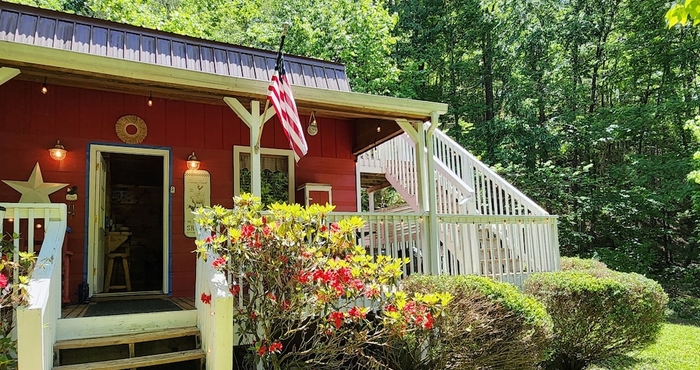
(211, 256, 226, 269)
(204, 235, 215, 244)
(200, 293, 212, 304)
(330, 222, 340, 233)
(0, 274, 7, 289)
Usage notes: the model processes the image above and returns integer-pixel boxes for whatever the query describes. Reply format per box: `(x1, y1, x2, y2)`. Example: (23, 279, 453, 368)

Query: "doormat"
(83, 298, 181, 317)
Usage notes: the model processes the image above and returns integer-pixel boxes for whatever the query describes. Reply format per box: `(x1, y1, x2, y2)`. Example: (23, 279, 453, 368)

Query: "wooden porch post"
(0, 67, 20, 86)
(426, 112, 441, 275)
(396, 118, 434, 274)
(224, 97, 275, 198)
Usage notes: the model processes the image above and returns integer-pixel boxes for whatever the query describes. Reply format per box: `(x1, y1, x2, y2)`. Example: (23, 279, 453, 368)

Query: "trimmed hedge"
(524, 260, 668, 370)
(397, 275, 552, 370)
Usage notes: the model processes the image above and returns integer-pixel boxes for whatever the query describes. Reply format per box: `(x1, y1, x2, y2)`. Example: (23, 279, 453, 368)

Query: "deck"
(61, 295, 195, 319)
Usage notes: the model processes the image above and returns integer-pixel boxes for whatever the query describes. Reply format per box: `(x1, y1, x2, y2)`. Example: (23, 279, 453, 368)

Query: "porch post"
(426, 113, 441, 275)
(0, 67, 20, 86)
(224, 97, 275, 198)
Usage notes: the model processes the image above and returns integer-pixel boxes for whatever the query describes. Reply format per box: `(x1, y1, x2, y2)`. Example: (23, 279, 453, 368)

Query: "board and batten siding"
(0, 80, 357, 301)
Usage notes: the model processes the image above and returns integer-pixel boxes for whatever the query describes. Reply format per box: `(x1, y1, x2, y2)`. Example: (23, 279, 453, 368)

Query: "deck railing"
(0, 203, 67, 370)
(431, 128, 548, 216)
(437, 214, 560, 286)
(195, 226, 234, 370)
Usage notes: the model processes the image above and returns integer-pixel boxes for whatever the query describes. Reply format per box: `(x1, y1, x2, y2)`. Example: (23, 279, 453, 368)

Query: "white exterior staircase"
(357, 127, 559, 283)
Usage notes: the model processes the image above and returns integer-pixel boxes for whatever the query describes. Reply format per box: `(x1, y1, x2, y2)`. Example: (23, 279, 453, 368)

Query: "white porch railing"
(0, 203, 67, 370)
(195, 226, 234, 370)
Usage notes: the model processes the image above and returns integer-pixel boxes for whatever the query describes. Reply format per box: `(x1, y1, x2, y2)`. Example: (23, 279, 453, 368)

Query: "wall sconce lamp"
(187, 152, 201, 170)
(376, 122, 381, 133)
(41, 77, 48, 94)
(148, 92, 153, 107)
(307, 111, 318, 136)
(49, 140, 67, 161)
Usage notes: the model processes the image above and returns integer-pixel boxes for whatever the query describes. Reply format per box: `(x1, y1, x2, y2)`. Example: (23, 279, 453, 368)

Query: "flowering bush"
(194, 194, 451, 370)
(0, 232, 37, 370)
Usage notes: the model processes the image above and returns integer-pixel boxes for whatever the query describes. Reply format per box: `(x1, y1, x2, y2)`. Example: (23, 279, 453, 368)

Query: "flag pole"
(256, 22, 290, 152)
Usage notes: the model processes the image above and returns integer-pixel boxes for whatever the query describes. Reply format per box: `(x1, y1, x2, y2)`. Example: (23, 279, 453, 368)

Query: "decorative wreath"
(115, 115, 148, 144)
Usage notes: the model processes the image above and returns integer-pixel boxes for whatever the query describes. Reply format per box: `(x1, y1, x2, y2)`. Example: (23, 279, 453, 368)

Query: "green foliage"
(667, 296, 700, 322)
(396, 274, 552, 370)
(561, 256, 609, 271)
(0, 233, 38, 370)
(193, 195, 451, 370)
(667, 0, 700, 27)
(524, 264, 668, 370)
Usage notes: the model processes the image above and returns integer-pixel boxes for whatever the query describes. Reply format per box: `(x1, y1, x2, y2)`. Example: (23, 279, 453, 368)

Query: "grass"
(587, 321, 700, 370)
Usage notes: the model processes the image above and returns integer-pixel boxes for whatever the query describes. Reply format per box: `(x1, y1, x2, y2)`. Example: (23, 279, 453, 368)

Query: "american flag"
(268, 52, 308, 162)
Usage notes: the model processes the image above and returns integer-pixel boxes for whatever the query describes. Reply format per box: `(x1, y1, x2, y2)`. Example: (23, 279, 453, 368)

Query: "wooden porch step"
(52, 349, 205, 370)
(54, 326, 200, 350)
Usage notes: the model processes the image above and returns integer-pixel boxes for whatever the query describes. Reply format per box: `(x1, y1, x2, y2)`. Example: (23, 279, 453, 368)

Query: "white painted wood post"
(224, 98, 275, 198)
(426, 113, 441, 275)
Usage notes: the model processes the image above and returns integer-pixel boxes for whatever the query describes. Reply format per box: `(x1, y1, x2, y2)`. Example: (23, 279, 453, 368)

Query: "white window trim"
(233, 146, 296, 203)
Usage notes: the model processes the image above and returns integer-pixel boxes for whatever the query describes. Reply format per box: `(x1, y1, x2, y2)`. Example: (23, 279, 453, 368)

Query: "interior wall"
(0, 79, 357, 301)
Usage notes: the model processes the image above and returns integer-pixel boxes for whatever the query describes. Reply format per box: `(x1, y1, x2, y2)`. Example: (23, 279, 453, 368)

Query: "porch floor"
(61, 295, 195, 318)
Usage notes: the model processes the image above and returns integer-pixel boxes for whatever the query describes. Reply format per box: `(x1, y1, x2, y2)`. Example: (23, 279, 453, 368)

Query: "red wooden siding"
(0, 80, 357, 301)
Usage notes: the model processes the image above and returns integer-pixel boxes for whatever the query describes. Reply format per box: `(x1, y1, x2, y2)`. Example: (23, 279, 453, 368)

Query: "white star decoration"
(2, 163, 67, 203)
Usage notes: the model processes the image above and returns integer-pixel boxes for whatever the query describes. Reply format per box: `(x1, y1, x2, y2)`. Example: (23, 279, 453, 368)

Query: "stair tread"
(54, 326, 200, 350)
(53, 349, 205, 370)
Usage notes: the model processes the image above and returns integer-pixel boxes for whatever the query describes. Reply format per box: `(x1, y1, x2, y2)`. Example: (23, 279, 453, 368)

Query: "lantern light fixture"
(49, 140, 67, 161)
(147, 91, 153, 107)
(187, 152, 201, 170)
(307, 111, 318, 136)
(376, 122, 381, 133)
(41, 77, 48, 95)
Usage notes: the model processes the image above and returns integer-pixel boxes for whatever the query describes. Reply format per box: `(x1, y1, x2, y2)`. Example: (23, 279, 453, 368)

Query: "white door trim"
(86, 144, 171, 296)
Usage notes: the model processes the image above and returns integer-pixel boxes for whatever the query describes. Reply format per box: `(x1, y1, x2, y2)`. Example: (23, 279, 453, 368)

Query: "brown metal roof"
(0, 2, 351, 92)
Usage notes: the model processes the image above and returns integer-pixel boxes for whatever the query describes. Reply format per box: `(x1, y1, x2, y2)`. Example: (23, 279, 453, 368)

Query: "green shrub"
(560, 256, 608, 271)
(524, 265, 668, 370)
(396, 275, 552, 370)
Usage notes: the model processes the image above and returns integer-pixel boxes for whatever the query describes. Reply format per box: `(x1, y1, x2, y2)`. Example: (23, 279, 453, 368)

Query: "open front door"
(92, 153, 108, 293)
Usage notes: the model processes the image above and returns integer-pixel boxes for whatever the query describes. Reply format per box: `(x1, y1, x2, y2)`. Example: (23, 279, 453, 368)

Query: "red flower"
(229, 284, 240, 295)
(328, 311, 346, 329)
(211, 256, 226, 269)
(267, 292, 277, 302)
(241, 224, 255, 238)
(263, 225, 271, 236)
(262, 216, 267, 224)
(330, 222, 340, 233)
(204, 235, 215, 244)
(348, 306, 366, 320)
(257, 345, 267, 356)
(423, 313, 434, 330)
(297, 271, 311, 284)
(320, 224, 328, 233)
(200, 293, 212, 304)
(365, 286, 380, 299)
(0, 274, 7, 289)
(281, 300, 291, 311)
(268, 341, 283, 353)
(384, 304, 397, 312)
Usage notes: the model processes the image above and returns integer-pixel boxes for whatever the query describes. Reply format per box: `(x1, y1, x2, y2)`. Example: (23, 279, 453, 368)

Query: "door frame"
(84, 143, 172, 296)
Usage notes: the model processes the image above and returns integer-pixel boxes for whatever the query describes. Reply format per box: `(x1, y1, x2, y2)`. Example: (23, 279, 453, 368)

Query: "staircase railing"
(195, 226, 234, 370)
(2, 203, 67, 370)
(430, 128, 548, 216)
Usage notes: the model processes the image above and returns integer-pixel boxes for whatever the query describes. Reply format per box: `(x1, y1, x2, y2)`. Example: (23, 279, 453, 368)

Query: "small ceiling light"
(147, 92, 153, 107)
(187, 151, 201, 170)
(41, 77, 48, 94)
(376, 122, 381, 133)
(49, 140, 67, 161)
(307, 111, 318, 136)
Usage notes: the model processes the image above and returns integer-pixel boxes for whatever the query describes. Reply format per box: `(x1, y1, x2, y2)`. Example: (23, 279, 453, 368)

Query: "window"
(233, 146, 295, 205)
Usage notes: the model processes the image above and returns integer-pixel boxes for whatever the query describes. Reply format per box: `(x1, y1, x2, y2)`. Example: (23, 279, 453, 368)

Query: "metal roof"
(0, 2, 351, 92)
